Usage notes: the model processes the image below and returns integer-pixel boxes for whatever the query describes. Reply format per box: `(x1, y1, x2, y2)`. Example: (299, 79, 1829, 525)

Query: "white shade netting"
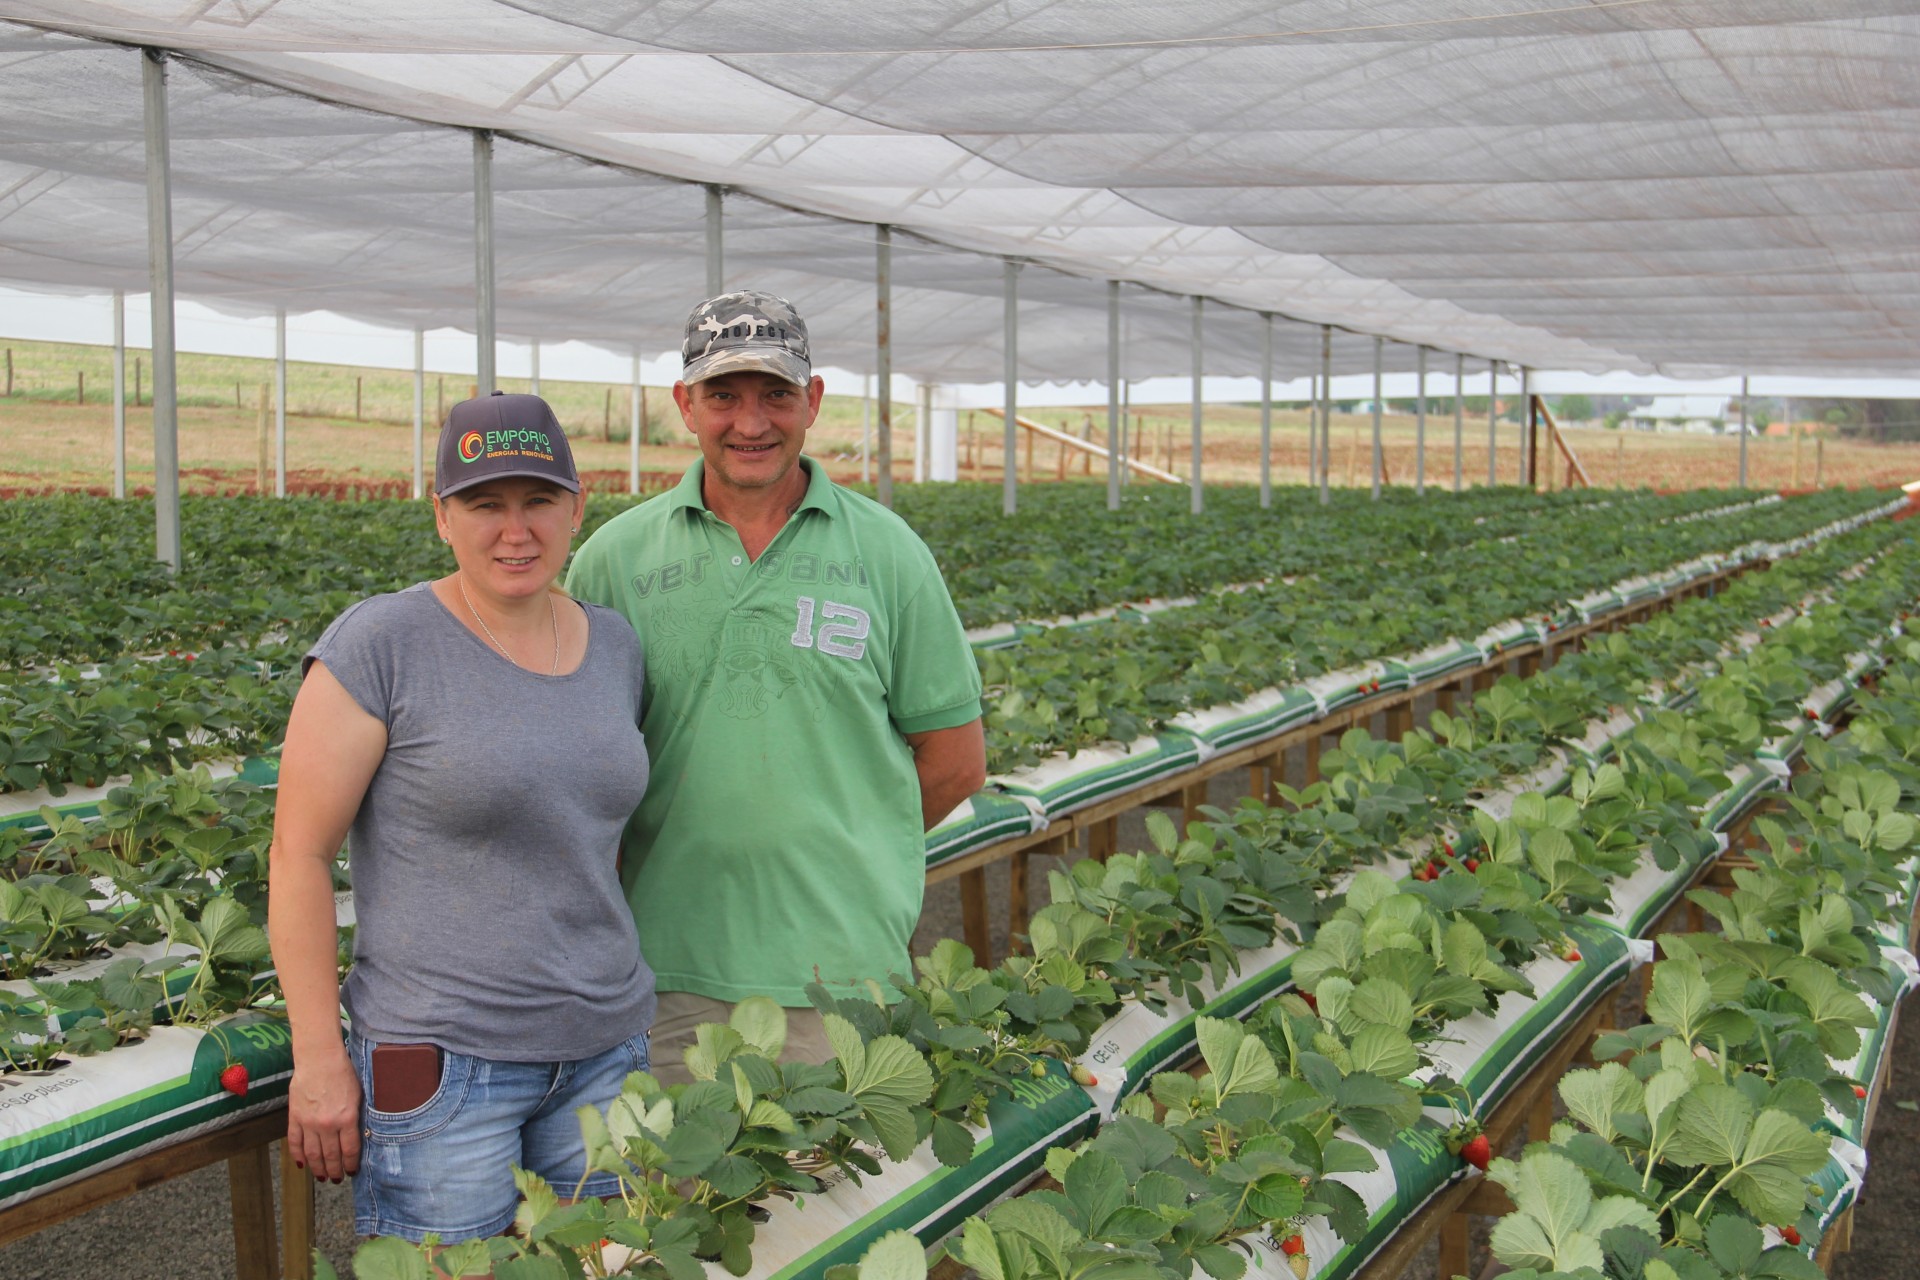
(0, 2, 1915, 381)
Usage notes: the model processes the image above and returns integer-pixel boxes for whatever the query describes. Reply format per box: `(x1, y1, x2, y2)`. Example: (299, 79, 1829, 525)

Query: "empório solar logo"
(457, 430, 485, 463)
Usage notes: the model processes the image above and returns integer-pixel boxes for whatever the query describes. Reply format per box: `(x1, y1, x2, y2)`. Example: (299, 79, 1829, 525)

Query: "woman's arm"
(267, 660, 386, 1182)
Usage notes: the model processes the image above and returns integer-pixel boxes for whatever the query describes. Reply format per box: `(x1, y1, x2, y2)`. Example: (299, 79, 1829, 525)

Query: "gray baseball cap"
(681, 291, 811, 387)
(435, 392, 580, 498)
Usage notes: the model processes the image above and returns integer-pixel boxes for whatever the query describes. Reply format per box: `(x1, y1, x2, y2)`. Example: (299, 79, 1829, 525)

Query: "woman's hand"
(269, 659, 386, 1186)
(287, 1044, 362, 1182)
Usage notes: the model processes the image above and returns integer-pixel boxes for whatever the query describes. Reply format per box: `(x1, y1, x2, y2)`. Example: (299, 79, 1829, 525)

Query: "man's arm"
(903, 718, 986, 831)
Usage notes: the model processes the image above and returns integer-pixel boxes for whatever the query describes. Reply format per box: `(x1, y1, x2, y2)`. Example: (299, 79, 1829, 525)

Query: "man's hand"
(904, 718, 987, 830)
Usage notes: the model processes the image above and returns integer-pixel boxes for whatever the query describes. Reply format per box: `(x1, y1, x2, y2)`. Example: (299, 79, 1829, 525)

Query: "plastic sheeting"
(0, 4, 1916, 381)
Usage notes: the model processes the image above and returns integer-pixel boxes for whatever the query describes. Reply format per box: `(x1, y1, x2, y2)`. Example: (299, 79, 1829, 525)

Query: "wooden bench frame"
(0, 1108, 314, 1280)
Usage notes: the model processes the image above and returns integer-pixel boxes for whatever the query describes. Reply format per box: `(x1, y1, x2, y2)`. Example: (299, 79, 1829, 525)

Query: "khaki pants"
(647, 992, 835, 1087)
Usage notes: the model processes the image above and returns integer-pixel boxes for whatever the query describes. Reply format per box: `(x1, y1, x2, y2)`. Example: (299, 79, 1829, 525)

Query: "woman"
(268, 392, 655, 1244)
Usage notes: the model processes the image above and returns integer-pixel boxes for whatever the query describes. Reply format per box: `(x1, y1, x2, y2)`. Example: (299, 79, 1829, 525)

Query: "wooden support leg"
(960, 868, 993, 967)
(1181, 781, 1207, 829)
(1438, 1212, 1470, 1280)
(1434, 684, 1456, 718)
(1528, 1078, 1557, 1142)
(281, 1140, 315, 1280)
(227, 1142, 278, 1280)
(1007, 850, 1032, 955)
(1386, 700, 1413, 742)
(1303, 732, 1323, 787)
(1086, 815, 1119, 862)
(1248, 760, 1271, 804)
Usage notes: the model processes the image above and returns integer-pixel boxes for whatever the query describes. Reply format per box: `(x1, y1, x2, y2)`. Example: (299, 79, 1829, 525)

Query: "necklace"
(457, 574, 559, 676)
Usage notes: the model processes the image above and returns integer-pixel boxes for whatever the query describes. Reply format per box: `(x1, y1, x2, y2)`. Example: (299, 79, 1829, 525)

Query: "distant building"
(1626, 395, 1736, 433)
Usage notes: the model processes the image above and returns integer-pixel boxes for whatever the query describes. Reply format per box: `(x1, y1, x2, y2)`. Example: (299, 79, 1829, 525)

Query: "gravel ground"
(8, 697, 1917, 1277)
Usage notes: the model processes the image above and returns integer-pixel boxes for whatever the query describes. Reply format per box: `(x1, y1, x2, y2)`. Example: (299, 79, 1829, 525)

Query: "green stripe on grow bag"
(1385, 641, 1483, 687)
(0, 1014, 293, 1209)
(1240, 1119, 1462, 1280)
(1593, 834, 1718, 939)
(992, 734, 1204, 821)
(1700, 765, 1781, 834)
(1170, 688, 1319, 754)
(1810, 1146, 1864, 1239)
(1075, 935, 1300, 1114)
(1430, 922, 1631, 1118)
(1827, 1018, 1892, 1147)
(731, 1060, 1096, 1280)
(925, 791, 1040, 871)
(0, 754, 280, 836)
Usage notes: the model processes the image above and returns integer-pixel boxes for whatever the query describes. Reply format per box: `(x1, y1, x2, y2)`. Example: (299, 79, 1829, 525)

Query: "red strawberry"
(1426, 861, 1441, 879)
(1781, 1226, 1802, 1246)
(1459, 1134, 1492, 1171)
(1069, 1063, 1099, 1087)
(1411, 864, 1430, 882)
(219, 1062, 249, 1098)
(1805, 708, 1820, 721)
(1442, 840, 1455, 856)
(1280, 1235, 1306, 1256)
(1465, 858, 1481, 872)
(1853, 1084, 1868, 1099)
(1299, 991, 1318, 1013)
(1563, 948, 1582, 963)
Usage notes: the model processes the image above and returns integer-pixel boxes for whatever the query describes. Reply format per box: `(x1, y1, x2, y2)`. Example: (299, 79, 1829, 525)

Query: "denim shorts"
(348, 1029, 650, 1242)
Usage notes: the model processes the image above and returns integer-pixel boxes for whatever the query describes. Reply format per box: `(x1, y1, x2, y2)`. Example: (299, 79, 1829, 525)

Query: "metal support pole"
(1415, 346, 1427, 496)
(275, 308, 288, 497)
(1318, 325, 1332, 504)
(473, 130, 496, 397)
(1520, 366, 1533, 486)
(1370, 336, 1383, 500)
(1453, 352, 1464, 493)
(1002, 259, 1020, 515)
(112, 289, 126, 499)
(142, 48, 179, 570)
(628, 354, 641, 495)
(1305, 367, 1318, 486)
(1189, 296, 1204, 514)
(1258, 312, 1273, 509)
(1486, 361, 1499, 488)
(913, 383, 928, 485)
(529, 339, 540, 396)
(412, 326, 425, 500)
(875, 224, 893, 509)
(860, 373, 871, 484)
(1106, 281, 1121, 511)
(1738, 374, 1750, 488)
(705, 185, 724, 296)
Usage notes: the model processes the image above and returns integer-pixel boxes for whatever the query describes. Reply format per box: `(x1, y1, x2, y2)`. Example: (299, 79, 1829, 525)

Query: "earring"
(571, 527, 579, 535)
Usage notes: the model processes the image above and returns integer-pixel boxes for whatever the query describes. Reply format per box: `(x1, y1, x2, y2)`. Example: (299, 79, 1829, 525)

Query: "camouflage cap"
(680, 291, 811, 387)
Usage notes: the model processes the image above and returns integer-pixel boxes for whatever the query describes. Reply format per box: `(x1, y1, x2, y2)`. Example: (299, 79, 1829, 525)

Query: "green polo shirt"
(567, 459, 983, 1006)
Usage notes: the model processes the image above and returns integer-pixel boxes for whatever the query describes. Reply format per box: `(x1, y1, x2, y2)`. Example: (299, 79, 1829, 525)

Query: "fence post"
(355, 375, 363, 420)
(603, 386, 612, 442)
(3, 348, 10, 396)
(78, 370, 85, 405)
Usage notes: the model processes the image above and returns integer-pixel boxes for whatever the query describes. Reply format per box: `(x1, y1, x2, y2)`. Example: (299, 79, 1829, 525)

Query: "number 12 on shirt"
(791, 596, 872, 660)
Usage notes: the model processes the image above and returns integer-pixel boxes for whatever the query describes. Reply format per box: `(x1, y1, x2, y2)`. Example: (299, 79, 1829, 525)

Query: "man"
(568, 291, 986, 1081)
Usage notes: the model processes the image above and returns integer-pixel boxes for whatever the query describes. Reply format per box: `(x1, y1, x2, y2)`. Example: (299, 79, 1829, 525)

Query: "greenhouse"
(1, 4, 1918, 1279)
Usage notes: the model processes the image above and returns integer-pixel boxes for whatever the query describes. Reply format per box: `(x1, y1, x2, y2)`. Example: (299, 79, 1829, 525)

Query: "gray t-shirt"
(306, 583, 655, 1061)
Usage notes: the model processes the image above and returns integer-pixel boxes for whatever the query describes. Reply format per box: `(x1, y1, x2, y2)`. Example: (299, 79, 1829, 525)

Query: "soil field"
(5, 337, 1918, 496)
